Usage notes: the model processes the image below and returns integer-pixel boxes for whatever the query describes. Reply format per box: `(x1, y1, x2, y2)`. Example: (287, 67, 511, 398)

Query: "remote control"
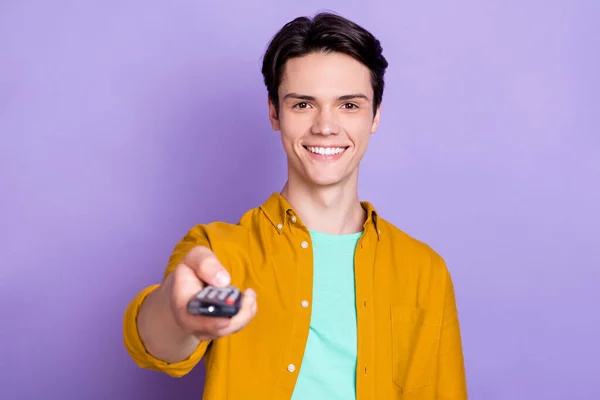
(187, 285, 242, 318)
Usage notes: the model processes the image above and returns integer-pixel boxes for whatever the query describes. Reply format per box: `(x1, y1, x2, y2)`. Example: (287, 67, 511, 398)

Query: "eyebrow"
(283, 93, 370, 102)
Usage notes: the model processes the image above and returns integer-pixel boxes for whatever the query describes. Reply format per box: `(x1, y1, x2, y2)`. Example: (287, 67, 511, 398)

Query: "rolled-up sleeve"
(122, 224, 230, 377)
(122, 284, 210, 378)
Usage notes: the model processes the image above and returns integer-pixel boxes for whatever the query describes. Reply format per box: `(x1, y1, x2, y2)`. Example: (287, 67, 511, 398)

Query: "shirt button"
(287, 364, 296, 372)
(300, 241, 308, 248)
(301, 300, 309, 308)
(276, 223, 283, 230)
(291, 215, 297, 223)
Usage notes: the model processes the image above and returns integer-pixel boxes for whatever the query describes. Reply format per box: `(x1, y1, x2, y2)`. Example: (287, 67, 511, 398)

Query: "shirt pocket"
(390, 304, 441, 393)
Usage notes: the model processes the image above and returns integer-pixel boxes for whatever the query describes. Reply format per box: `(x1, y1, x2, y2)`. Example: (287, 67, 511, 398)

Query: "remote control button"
(226, 290, 240, 304)
(196, 286, 211, 299)
(207, 289, 218, 299)
(217, 289, 229, 301)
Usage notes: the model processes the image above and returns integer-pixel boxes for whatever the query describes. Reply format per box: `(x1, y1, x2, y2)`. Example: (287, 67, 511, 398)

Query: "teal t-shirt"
(291, 229, 363, 400)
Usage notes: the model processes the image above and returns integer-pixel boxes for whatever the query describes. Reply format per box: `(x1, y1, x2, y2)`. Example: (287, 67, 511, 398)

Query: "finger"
(251, 294, 258, 317)
(184, 246, 230, 287)
(171, 262, 205, 308)
(245, 288, 258, 318)
(190, 315, 233, 339)
(172, 264, 234, 335)
(221, 288, 257, 335)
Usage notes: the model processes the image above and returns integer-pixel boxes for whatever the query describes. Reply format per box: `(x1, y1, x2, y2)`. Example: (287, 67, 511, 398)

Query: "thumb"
(184, 246, 231, 287)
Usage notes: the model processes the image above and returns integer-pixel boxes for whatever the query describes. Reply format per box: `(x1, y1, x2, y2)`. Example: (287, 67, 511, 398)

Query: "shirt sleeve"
(122, 225, 217, 377)
(435, 267, 469, 399)
(122, 284, 211, 377)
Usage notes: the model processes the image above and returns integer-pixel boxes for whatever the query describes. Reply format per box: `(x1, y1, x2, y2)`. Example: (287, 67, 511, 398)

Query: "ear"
(268, 96, 280, 131)
(370, 103, 382, 134)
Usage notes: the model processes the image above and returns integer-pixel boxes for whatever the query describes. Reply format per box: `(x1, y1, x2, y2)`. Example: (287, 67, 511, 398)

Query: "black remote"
(187, 285, 242, 318)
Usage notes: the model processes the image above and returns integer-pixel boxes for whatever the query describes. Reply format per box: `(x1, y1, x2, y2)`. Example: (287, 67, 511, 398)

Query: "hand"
(165, 246, 257, 342)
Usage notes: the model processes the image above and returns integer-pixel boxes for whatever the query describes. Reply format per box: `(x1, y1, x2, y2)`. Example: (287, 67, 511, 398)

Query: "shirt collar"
(259, 192, 381, 240)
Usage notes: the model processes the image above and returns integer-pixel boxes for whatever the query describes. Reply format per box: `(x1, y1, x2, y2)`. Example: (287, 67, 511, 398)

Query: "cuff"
(123, 284, 208, 377)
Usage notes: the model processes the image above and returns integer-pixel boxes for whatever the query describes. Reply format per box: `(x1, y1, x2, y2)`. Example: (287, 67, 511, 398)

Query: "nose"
(310, 108, 340, 136)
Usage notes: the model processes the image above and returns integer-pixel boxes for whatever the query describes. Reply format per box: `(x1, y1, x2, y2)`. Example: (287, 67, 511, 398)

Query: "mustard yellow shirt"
(123, 193, 468, 399)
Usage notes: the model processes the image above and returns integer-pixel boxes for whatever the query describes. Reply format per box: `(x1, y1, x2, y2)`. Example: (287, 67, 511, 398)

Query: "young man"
(124, 12, 468, 400)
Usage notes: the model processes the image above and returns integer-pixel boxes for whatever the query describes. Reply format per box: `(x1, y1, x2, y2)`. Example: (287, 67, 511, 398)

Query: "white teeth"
(307, 146, 346, 156)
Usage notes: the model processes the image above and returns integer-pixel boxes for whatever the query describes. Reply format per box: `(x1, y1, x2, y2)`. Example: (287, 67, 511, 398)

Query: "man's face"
(269, 52, 381, 187)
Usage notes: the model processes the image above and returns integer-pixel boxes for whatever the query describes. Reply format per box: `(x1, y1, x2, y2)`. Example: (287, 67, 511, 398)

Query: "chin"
(288, 160, 353, 188)
(303, 172, 347, 187)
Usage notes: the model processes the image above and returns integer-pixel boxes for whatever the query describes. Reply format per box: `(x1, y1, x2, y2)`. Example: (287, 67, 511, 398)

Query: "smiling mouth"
(303, 146, 349, 156)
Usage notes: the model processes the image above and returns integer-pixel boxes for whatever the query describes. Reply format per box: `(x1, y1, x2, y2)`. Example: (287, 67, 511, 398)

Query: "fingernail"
(215, 271, 230, 286)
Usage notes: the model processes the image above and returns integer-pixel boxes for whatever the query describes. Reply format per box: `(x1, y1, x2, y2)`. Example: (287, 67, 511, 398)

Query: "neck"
(280, 172, 366, 235)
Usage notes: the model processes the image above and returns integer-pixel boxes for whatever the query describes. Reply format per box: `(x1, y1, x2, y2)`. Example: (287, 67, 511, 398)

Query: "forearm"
(137, 282, 201, 363)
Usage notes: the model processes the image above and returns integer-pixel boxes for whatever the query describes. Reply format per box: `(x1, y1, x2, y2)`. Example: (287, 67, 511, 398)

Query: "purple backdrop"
(1, 1, 598, 399)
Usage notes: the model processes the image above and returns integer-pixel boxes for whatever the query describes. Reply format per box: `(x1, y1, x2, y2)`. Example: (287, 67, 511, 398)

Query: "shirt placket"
(355, 224, 378, 400)
(274, 213, 313, 399)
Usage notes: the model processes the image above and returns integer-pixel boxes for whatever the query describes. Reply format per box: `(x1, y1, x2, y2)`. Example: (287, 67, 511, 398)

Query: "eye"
(293, 102, 310, 109)
(342, 103, 358, 110)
